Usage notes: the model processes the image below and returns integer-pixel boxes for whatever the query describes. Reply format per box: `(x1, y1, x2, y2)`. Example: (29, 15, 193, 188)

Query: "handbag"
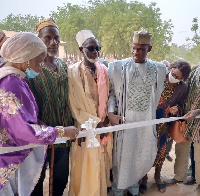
(169, 120, 189, 143)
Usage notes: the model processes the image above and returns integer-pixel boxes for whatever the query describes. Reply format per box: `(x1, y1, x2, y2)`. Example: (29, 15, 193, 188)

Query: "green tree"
(0, 1, 174, 61)
(50, 3, 87, 58)
(0, 14, 44, 33)
(94, 0, 173, 60)
(191, 17, 200, 44)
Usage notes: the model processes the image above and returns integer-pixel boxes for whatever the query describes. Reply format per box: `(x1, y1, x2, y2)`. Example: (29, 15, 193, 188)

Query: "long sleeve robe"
(108, 57, 166, 189)
(68, 61, 111, 196)
(0, 66, 56, 196)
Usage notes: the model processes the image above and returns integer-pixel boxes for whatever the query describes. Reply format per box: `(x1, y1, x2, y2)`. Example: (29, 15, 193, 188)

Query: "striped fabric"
(0, 30, 7, 47)
(36, 18, 58, 33)
(184, 65, 200, 142)
(29, 58, 73, 147)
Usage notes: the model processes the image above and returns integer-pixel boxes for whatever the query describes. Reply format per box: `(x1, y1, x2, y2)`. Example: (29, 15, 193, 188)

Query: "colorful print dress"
(153, 82, 175, 167)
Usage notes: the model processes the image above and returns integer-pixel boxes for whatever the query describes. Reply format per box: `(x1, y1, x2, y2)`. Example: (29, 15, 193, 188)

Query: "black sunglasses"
(83, 46, 101, 52)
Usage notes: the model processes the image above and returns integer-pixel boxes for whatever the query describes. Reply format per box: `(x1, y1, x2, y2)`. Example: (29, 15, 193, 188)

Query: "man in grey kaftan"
(107, 28, 166, 196)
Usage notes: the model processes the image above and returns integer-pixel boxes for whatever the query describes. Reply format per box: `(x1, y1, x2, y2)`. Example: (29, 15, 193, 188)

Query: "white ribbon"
(0, 115, 200, 154)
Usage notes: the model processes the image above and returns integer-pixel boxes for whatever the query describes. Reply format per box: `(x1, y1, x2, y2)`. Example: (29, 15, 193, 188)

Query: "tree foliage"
(0, 0, 174, 61)
(50, 0, 173, 61)
(166, 17, 200, 65)
(0, 14, 44, 33)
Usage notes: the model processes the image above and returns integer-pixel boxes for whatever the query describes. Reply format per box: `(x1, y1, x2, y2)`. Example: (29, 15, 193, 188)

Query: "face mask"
(166, 67, 169, 74)
(0, 57, 4, 64)
(168, 72, 180, 83)
(25, 68, 39, 78)
(25, 62, 39, 78)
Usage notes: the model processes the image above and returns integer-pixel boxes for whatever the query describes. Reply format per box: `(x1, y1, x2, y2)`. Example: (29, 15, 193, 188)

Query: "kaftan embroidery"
(0, 129, 8, 144)
(30, 124, 54, 141)
(127, 64, 156, 111)
(0, 89, 22, 115)
(0, 164, 20, 185)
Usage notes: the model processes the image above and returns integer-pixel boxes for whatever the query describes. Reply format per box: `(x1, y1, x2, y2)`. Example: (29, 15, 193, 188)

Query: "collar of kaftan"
(0, 66, 26, 79)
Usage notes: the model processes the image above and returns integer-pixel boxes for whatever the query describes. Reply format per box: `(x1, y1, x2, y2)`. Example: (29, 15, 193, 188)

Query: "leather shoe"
(184, 177, 196, 185)
(165, 178, 183, 184)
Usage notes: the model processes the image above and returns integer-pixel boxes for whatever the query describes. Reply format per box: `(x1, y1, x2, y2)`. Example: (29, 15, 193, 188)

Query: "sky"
(1, 0, 200, 46)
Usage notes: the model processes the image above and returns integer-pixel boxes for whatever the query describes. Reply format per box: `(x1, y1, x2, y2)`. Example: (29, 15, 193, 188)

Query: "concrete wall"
(3, 30, 67, 59)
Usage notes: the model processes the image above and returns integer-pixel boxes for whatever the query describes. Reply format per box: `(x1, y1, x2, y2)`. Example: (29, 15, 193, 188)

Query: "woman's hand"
(108, 112, 124, 126)
(169, 106, 178, 115)
(184, 109, 200, 120)
(63, 126, 79, 140)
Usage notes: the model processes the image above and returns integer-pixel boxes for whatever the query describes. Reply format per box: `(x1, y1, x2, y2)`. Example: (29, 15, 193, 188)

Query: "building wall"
(2, 30, 66, 59)
(58, 44, 66, 59)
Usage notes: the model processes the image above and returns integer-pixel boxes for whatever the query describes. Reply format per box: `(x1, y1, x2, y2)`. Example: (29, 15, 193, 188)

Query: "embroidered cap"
(76, 30, 95, 47)
(133, 28, 152, 45)
(36, 18, 58, 33)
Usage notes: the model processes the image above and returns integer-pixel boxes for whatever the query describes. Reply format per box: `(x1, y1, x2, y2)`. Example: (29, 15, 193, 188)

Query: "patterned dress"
(0, 67, 56, 195)
(153, 82, 175, 167)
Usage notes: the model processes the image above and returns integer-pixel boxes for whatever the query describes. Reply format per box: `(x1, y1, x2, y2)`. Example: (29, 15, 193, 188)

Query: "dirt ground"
(44, 142, 200, 196)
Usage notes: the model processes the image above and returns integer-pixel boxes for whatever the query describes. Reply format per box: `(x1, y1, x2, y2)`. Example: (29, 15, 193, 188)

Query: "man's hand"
(108, 112, 124, 126)
(97, 116, 110, 139)
(63, 126, 79, 140)
(184, 109, 200, 120)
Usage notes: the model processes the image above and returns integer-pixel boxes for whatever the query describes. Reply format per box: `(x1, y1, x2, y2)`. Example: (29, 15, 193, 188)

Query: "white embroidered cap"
(76, 30, 95, 47)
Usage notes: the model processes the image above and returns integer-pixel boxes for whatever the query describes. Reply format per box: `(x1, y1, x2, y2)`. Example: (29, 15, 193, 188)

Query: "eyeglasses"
(83, 46, 101, 52)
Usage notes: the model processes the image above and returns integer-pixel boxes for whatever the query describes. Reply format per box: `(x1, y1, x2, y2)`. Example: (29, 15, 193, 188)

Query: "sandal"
(139, 184, 147, 194)
(157, 183, 166, 193)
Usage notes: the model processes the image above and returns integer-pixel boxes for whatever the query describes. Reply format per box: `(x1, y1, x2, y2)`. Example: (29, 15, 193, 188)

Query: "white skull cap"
(76, 30, 95, 47)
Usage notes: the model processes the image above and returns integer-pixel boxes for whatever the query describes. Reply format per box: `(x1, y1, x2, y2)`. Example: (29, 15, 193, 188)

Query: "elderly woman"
(0, 32, 79, 196)
(140, 59, 191, 193)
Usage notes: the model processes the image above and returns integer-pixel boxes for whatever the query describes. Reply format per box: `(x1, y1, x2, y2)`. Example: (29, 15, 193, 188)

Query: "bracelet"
(56, 126, 65, 138)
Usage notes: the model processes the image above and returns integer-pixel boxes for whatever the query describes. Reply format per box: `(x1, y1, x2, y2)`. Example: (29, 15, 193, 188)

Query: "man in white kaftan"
(107, 28, 166, 196)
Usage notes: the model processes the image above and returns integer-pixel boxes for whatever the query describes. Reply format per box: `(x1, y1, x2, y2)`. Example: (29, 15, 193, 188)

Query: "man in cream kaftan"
(68, 30, 112, 196)
(107, 28, 166, 196)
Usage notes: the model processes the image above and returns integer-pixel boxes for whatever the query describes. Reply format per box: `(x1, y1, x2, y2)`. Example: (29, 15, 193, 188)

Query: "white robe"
(108, 57, 166, 189)
(0, 146, 46, 196)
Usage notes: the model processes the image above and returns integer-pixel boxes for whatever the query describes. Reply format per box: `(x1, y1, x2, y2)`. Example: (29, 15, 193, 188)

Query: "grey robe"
(108, 57, 166, 189)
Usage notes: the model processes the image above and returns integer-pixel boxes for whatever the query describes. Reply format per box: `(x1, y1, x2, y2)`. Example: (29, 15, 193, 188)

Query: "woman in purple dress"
(0, 32, 79, 196)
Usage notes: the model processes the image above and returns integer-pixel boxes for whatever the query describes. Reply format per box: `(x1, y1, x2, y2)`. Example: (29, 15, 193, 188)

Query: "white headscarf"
(76, 30, 95, 47)
(0, 32, 47, 63)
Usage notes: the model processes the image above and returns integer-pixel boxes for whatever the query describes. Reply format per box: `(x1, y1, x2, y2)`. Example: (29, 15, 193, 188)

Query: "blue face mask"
(25, 61, 39, 79)
(25, 68, 39, 78)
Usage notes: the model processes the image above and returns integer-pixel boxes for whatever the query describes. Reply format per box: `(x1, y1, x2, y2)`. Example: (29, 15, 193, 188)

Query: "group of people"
(0, 18, 199, 196)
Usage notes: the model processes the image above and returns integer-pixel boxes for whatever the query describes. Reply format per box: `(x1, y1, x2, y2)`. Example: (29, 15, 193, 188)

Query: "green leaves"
(0, 0, 174, 61)
(0, 14, 44, 33)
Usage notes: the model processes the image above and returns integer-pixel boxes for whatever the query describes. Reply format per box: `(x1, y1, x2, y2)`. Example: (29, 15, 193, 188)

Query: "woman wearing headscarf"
(0, 32, 79, 196)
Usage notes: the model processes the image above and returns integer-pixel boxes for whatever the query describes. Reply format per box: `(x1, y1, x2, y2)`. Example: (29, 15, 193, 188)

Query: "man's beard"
(47, 51, 58, 57)
(83, 50, 98, 63)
